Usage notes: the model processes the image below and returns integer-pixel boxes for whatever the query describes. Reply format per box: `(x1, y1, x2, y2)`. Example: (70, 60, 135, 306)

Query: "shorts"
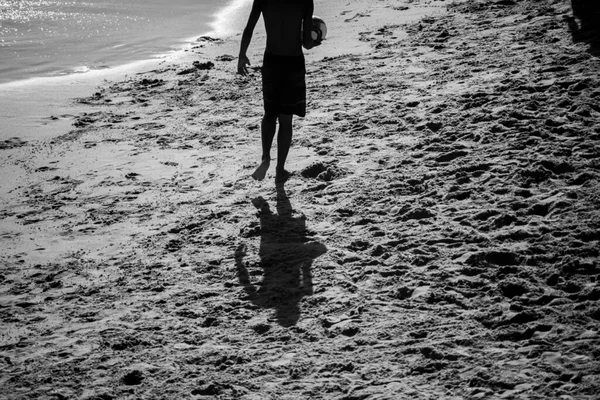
(262, 52, 306, 117)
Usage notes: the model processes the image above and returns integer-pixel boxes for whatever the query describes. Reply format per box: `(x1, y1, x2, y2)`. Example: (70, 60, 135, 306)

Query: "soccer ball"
(311, 16, 327, 42)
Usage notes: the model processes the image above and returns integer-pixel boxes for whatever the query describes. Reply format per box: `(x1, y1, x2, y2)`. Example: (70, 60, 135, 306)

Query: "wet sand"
(1, 0, 599, 398)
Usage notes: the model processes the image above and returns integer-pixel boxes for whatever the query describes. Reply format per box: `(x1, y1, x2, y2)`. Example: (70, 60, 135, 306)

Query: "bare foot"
(275, 168, 291, 183)
(252, 159, 270, 181)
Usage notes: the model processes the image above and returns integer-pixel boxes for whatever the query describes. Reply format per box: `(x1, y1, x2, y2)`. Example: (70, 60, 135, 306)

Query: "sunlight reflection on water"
(0, 0, 220, 83)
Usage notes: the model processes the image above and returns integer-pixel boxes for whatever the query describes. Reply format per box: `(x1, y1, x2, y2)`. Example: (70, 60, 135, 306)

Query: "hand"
(238, 55, 251, 76)
(304, 37, 322, 50)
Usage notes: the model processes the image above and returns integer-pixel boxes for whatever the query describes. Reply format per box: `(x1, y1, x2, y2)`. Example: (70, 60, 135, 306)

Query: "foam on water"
(208, 0, 253, 38)
(0, 0, 251, 140)
(0, 0, 247, 84)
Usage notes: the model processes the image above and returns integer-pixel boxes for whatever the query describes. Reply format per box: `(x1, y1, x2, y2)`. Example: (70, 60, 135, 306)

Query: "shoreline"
(0, 0, 252, 142)
(0, 0, 251, 88)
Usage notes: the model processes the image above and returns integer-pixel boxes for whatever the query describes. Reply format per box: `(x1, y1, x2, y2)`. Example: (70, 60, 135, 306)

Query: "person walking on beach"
(238, 0, 320, 183)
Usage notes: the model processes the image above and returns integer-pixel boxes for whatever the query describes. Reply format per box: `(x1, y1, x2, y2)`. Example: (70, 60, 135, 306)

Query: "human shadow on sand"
(567, 0, 600, 55)
(235, 183, 326, 327)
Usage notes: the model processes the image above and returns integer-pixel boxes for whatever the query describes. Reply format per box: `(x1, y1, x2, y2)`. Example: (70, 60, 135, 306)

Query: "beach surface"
(1, 0, 600, 398)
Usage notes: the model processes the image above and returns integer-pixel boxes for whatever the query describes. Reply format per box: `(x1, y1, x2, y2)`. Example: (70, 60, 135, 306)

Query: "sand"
(1, 0, 600, 399)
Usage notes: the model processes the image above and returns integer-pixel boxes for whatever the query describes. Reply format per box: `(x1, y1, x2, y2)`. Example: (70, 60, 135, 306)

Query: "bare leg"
(252, 114, 277, 181)
(276, 114, 293, 182)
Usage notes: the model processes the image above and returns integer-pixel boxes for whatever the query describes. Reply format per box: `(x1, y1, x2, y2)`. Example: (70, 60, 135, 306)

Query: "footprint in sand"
(0, 137, 28, 150)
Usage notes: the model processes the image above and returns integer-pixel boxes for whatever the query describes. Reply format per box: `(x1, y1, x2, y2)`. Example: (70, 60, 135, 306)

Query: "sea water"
(0, 0, 251, 85)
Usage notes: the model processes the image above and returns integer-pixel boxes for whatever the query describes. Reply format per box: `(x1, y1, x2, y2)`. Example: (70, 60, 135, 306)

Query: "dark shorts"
(262, 52, 306, 118)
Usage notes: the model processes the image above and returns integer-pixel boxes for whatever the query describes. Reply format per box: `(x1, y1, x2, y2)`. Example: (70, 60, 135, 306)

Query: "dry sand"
(1, 0, 600, 399)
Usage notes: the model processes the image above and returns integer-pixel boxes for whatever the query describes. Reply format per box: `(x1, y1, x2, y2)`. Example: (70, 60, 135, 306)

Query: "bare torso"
(261, 0, 309, 56)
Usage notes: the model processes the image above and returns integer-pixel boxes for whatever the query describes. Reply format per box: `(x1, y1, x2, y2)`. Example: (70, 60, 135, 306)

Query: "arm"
(302, 0, 318, 50)
(238, 0, 262, 76)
